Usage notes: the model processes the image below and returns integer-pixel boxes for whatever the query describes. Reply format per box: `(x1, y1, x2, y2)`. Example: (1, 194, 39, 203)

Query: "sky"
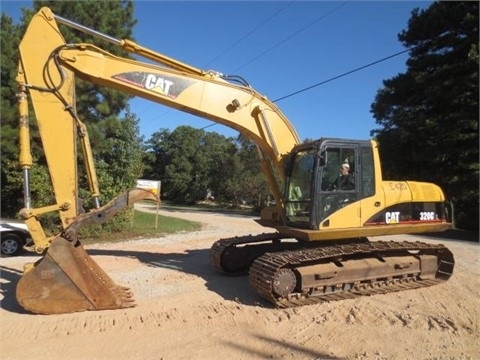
(1, 1, 432, 142)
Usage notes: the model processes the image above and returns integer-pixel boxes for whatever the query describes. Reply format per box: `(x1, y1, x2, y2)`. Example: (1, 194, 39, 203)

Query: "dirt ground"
(1, 204, 479, 360)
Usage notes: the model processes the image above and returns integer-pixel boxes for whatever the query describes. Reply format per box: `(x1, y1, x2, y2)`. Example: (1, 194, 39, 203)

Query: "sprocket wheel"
(272, 268, 297, 297)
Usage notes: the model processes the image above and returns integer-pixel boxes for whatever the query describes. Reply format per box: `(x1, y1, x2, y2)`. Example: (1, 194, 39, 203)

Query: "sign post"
(136, 179, 161, 229)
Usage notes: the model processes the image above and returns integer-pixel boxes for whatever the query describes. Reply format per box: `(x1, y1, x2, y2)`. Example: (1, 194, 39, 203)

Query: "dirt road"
(1, 204, 478, 359)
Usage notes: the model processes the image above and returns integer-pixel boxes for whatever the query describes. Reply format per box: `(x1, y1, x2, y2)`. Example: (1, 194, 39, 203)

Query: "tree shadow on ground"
(0, 265, 27, 313)
(0, 246, 271, 314)
(89, 247, 271, 306)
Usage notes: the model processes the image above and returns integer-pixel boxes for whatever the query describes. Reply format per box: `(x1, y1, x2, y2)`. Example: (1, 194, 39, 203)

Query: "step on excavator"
(14, 7, 454, 314)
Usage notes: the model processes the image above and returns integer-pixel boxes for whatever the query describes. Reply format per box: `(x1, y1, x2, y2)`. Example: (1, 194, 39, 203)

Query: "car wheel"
(1, 233, 24, 256)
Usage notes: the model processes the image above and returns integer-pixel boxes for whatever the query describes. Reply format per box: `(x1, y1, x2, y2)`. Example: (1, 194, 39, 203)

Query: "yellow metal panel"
(56, 45, 300, 162)
(407, 181, 445, 202)
(18, 8, 78, 226)
(382, 181, 412, 207)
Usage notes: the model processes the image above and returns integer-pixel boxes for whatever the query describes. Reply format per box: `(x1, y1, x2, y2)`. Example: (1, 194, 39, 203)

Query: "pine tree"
(371, 1, 479, 230)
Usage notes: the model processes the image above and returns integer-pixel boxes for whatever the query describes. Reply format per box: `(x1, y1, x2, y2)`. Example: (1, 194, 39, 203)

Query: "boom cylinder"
(53, 13, 121, 45)
(53, 11, 203, 76)
(76, 121, 101, 209)
(17, 86, 32, 209)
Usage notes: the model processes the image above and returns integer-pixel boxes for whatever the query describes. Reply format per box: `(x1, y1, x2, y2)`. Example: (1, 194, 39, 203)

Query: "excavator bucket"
(16, 235, 134, 314)
(16, 188, 159, 314)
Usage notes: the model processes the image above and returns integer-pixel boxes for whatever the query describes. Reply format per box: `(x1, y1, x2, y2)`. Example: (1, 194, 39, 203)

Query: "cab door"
(315, 141, 362, 229)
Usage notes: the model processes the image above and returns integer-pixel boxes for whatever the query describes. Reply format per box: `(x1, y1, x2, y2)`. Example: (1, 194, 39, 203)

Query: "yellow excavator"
(15, 7, 454, 314)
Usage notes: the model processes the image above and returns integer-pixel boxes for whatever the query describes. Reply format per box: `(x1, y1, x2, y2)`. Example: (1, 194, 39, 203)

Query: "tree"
(142, 128, 170, 183)
(200, 131, 237, 203)
(371, 1, 479, 230)
(1, 14, 24, 216)
(144, 126, 237, 204)
(143, 127, 271, 207)
(225, 135, 270, 209)
(81, 112, 145, 233)
(164, 126, 204, 203)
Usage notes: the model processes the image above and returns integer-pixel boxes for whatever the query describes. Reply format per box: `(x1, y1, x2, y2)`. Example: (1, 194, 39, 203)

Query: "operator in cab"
(330, 162, 355, 191)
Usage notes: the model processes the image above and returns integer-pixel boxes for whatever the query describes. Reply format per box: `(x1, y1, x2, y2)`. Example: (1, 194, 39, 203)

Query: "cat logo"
(112, 71, 194, 99)
(385, 211, 400, 224)
(144, 74, 173, 95)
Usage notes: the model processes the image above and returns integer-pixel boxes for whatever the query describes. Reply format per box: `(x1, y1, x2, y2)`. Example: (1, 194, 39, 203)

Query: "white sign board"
(135, 179, 161, 229)
(136, 179, 161, 196)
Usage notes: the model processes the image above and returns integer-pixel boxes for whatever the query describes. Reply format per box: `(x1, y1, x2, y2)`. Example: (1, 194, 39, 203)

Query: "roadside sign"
(136, 179, 161, 229)
(136, 179, 161, 196)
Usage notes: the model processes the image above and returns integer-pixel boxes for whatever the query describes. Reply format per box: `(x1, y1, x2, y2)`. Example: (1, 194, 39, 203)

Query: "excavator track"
(210, 232, 288, 275)
(210, 233, 369, 275)
(249, 240, 454, 308)
(210, 234, 454, 308)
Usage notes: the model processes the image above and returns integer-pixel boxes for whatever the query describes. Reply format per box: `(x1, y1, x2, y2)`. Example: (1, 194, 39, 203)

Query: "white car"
(0, 219, 33, 256)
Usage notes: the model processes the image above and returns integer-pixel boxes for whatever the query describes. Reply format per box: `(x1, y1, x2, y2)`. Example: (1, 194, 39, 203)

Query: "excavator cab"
(283, 138, 450, 239)
(284, 139, 372, 230)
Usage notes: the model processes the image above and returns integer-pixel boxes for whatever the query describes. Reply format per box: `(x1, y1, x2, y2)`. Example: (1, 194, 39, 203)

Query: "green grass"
(79, 210, 203, 245)
(132, 210, 203, 233)
(78, 201, 258, 245)
(161, 200, 258, 215)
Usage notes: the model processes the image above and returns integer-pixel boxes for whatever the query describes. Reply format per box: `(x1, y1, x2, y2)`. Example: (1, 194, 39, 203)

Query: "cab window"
(321, 147, 355, 191)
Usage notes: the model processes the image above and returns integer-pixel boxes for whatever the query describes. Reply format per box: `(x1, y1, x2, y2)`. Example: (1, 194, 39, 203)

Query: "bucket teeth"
(16, 236, 136, 314)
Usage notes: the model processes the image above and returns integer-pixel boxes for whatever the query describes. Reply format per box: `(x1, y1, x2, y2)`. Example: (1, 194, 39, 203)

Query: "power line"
(204, 1, 295, 68)
(199, 47, 412, 131)
(138, 3, 406, 132)
(233, 1, 349, 72)
(200, 123, 217, 130)
(273, 48, 411, 103)
(141, 3, 295, 132)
